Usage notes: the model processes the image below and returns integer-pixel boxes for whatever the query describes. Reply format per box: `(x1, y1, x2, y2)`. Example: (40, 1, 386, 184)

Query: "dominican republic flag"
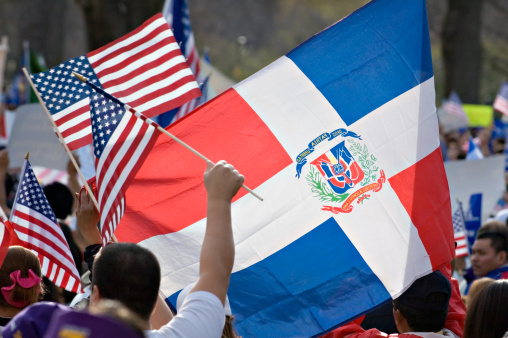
(113, 0, 454, 336)
(466, 137, 484, 160)
(30, 13, 200, 151)
(493, 81, 508, 116)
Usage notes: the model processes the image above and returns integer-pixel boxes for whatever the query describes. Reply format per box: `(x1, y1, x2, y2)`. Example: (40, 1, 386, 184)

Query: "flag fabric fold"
(30, 13, 200, 151)
(9, 159, 82, 293)
(86, 83, 161, 245)
(114, 0, 454, 336)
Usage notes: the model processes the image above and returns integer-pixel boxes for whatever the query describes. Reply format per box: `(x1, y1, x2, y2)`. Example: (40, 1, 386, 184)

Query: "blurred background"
(0, 0, 507, 105)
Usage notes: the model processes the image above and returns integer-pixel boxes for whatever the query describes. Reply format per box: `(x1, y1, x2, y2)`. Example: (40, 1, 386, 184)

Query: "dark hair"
(43, 182, 73, 220)
(92, 243, 160, 321)
(0, 246, 45, 308)
(222, 315, 241, 338)
(392, 296, 448, 333)
(476, 229, 508, 254)
(463, 280, 508, 338)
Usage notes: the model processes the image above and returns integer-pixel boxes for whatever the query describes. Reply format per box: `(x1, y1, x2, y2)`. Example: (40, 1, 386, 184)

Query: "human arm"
(150, 292, 174, 330)
(75, 189, 102, 247)
(191, 161, 244, 305)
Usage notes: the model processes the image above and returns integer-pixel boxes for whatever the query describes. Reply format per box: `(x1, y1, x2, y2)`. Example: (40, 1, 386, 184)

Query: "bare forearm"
(198, 198, 235, 303)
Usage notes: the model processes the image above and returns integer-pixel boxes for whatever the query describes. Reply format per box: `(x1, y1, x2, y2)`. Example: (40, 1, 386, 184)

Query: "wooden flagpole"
(73, 72, 264, 201)
(21, 68, 119, 243)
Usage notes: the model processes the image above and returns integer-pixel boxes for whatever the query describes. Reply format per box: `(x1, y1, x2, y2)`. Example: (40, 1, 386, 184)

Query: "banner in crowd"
(7, 103, 68, 171)
(115, 0, 453, 336)
(444, 155, 505, 224)
(463, 104, 494, 127)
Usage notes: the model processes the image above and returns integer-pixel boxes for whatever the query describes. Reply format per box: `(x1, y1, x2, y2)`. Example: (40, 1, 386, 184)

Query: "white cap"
(176, 282, 232, 316)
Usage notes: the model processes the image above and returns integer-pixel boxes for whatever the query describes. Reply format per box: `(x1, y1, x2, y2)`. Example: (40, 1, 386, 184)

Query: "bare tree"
(441, 0, 484, 103)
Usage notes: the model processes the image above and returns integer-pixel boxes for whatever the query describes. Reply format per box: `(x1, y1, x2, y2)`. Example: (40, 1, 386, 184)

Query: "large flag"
(159, 0, 204, 127)
(443, 90, 469, 123)
(493, 81, 508, 116)
(115, 0, 454, 336)
(452, 201, 468, 258)
(30, 13, 200, 151)
(86, 83, 161, 245)
(9, 159, 82, 293)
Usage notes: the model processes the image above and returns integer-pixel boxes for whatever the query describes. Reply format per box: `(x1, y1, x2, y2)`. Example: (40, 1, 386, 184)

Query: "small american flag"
(9, 159, 82, 293)
(160, 0, 205, 126)
(443, 91, 468, 123)
(88, 83, 160, 245)
(494, 81, 508, 116)
(452, 201, 468, 258)
(30, 13, 200, 151)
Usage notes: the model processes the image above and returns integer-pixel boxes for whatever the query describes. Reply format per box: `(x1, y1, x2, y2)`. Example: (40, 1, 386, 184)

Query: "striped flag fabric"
(114, 0, 456, 336)
(452, 201, 468, 258)
(159, 0, 204, 127)
(86, 83, 161, 245)
(30, 13, 200, 151)
(9, 159, 82, 293)
(493, 81, 508, 116)
(443, 91, 469, 123)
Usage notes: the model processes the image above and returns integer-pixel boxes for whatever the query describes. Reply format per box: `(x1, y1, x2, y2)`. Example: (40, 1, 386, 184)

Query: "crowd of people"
(0, 108, 506, 336)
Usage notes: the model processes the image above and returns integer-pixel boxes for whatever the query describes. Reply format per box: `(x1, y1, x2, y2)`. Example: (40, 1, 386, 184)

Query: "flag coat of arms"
(113, 0, 454, 336)
(30, 13, 200, 151)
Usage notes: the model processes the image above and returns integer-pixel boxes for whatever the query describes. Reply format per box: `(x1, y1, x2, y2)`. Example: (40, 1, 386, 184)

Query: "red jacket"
(320, 264, 466, 338)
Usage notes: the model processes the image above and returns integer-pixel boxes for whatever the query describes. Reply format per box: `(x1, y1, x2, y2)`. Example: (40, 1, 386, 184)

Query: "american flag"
(443, 91, 468, 123)
(30, 13, 200, 151)
(452, 201, 468, 258)
(9, 159, 82, 293)
(160, 0, 205, 126)
(494, 81, 508, 116)
(87, 82, 161, 245)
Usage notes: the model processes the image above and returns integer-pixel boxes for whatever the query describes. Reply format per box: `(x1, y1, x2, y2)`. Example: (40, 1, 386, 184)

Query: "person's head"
(0, 246, 45, 312)
(90, 299, 146, 337)
(392, 271, 451, 333)
(463, 279, 508, 338)
(471, 223, 508, 277)
(43, 182, 73, 220)
(465, 277, 494, 308)
(91, 243, 160, 323)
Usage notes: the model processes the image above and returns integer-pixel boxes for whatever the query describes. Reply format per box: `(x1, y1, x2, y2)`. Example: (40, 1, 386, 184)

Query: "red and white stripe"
(10, 204, 82, 293)
(88, 14, 199, 118)
(96, 105, 160, 245)
(50, 14, 200, 151)
(454, 231, 468, 258)
(494, 95, 508, 116)
(443, 101, 467, 121)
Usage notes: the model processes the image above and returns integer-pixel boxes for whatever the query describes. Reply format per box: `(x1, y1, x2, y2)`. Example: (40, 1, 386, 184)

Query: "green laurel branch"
(305, 166, 349, 203)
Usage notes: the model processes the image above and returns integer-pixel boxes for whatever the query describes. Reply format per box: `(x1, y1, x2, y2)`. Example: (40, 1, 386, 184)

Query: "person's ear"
(497, 250, 507, 264)
(89, 285, 101, 309)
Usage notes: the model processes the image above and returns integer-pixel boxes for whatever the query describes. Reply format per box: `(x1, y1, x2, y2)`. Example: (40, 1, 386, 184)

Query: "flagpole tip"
(72, 72, 87, 83)
(25, 151, 29, 160)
